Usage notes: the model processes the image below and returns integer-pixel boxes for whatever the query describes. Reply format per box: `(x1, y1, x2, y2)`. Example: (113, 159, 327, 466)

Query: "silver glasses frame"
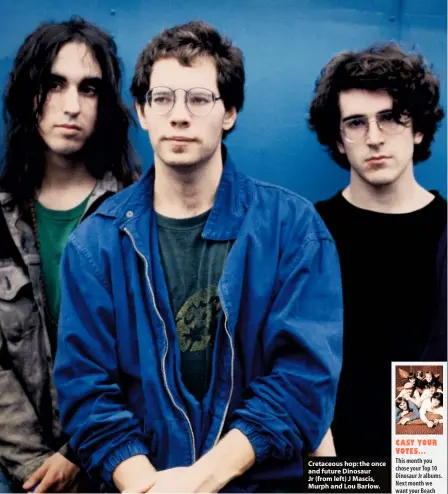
(146, 86, 222, 116)
(341, 111, 410, 143)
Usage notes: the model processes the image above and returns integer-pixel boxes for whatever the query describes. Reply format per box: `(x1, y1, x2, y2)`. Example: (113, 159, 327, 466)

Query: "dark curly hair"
(130, 20, 245, 137)
(1, 16, 139, 206)
(308, 43, 444, 170)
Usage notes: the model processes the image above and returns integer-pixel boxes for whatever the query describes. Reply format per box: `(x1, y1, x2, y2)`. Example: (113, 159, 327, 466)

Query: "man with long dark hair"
(309, 44, 447, 457)
(0, 17, 138, 492)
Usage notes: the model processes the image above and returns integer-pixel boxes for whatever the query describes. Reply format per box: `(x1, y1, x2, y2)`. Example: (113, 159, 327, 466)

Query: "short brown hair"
(308, 43, 444, 170)
(131, 20, 245, 135)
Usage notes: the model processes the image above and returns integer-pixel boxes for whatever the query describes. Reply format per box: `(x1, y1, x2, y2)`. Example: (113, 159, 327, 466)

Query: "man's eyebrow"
(49, 72, 102, 85)
(49, 73, 66, 81)
(342, 109, 393, 122)
(342, 113, 365, 122)
(80, 76, 103, 85)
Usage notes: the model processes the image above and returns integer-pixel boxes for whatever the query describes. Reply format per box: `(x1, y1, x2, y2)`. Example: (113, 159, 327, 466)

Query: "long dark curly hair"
(308, 43, 444, 170)
(1, 16, 139, 205)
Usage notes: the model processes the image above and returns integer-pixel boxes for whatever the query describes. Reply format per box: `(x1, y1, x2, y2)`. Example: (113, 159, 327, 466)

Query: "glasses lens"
(148, 87, 174, 114)
(342, 117, 368, 142)
(377, 111, 407, 135)
(186, 88, 214, 116)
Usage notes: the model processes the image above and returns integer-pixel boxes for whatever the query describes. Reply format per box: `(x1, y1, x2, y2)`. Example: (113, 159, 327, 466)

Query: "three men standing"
(0, 14, 445, 494)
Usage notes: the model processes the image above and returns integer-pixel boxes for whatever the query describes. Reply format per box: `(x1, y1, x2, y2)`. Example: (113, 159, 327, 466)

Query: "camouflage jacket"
(0, 173, 120, 483)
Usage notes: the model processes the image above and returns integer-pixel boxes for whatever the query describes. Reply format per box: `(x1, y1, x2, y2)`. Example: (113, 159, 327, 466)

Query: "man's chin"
(367, 178, 395, 187)
(361, 169, 400, 187)
(47, 143, 85, 156)
(56, 149, 84, 156)
(164, 159, 199, 169)
(161, 150, 201, 168)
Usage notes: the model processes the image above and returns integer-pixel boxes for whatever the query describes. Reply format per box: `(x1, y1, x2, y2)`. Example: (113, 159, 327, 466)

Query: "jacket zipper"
(214, 291, 235, 446)
(124, 227, 197, 463)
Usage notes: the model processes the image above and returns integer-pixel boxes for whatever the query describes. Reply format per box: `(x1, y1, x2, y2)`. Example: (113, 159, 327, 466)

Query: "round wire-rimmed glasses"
(146, 86, 222, 116)
(341, 110, 410, 143)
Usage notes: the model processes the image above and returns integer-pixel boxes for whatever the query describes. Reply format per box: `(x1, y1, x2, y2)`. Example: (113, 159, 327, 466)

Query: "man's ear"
(135, 102, 148, 130)
(337, 139, 346, 155)
(414, 131, 423, 145)
(223, 107, 237, 132)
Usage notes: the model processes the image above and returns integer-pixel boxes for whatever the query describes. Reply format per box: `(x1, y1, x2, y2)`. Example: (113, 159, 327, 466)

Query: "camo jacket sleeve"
(0, 323, 54, 482)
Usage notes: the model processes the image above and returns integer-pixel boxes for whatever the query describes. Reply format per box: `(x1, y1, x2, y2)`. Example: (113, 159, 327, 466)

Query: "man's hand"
(309, 428, 336, 456)
(119, 430, 254, 493)
(113, 454, 156, 493)
(427, 420, 435, 428)
(22, 452, 79, 493)
(189, 429, 256, 492)
(147, 467, 201, 493)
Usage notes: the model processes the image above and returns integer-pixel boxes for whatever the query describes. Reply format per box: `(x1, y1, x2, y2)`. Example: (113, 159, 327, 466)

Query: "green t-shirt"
(34, 196, 90, 352)
(156, 210, 233, 402)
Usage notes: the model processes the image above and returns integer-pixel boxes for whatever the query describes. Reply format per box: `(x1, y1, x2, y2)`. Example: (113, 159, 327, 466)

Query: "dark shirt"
(157, 210, 233, 401)
(315, 190, 447, 457)
(423, 224, 447, 360)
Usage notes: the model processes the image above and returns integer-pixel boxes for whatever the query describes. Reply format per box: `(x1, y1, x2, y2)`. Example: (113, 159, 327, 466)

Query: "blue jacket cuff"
(102, 439, 149, 485)
(230, 420, 272, 463)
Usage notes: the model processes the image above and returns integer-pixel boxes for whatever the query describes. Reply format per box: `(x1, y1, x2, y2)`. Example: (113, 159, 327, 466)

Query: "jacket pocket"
(0, 263, 39, 341)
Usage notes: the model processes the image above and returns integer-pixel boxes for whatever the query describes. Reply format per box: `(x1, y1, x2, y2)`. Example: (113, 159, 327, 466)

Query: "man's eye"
(379, 112, 395, 122)
(189, 95, 210, 105)
(82, 85, 98, 96)
(48, 80, 64, 91)
(153, 95, 172, 104)
(346, 118, 366, 129)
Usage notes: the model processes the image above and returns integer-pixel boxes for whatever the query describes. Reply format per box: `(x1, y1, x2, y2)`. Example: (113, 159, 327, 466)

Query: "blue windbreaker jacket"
(54, 155, 343, 492)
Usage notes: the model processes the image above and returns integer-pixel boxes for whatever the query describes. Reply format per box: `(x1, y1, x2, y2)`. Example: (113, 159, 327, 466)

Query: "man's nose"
(63, 87, 81, 116)
(365, 119, 385, 145)
(169, 90, 191, 126)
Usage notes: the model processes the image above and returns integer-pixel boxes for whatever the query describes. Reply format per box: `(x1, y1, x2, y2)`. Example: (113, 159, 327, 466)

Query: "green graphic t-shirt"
(35, 196, 90, 353)
(156, 210, 233, 401)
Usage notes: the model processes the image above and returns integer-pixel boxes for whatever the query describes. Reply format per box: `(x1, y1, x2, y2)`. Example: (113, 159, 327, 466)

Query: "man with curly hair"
(309, 44, 447, 457)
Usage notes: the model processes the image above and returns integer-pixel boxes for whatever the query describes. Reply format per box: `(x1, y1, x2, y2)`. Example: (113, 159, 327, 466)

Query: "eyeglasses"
(146, 86, 222, 116)
(341, 110, 410, 143)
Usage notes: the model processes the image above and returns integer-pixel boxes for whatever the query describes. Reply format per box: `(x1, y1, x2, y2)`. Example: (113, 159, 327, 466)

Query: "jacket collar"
(0, 170, 120, 208)
(111, 147, 248, 241)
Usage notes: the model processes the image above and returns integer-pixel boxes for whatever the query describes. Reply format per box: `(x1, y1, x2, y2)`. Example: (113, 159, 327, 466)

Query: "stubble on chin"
(156, 145, 216, 170)
(156, 151, 199, 170)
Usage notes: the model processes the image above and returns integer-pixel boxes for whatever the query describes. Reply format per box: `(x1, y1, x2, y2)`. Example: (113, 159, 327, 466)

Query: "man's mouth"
(366, 155, 389, 163)
(165, 136, 196, 142)
(57, 124, 82, 131)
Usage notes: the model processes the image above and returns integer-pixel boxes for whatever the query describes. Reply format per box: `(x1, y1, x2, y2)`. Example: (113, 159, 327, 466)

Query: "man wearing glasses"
(53, 21, 343, 492)
(309, 44, 447, 458)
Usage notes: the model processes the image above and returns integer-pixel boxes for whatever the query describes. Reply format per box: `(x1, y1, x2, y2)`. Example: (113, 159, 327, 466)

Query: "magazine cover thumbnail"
(395, 365, 443, 435)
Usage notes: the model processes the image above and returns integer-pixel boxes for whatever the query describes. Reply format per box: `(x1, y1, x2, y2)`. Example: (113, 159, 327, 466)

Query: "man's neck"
(343, 166, 434, 214)
(153, 149, 224, 219)
(37, 151, 97, 210)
